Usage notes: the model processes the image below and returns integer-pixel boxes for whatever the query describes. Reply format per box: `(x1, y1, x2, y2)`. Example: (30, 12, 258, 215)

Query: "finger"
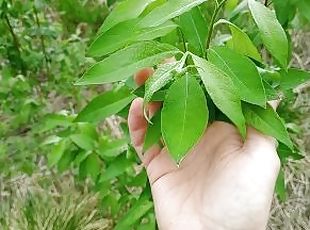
(134, 67, 154, 86)
(128, 98, 162, 160)
(128, 98, 148, 155)
(245, 127, 278, 150)
(243, 127, 281, 174)
(128, 98, 177, 184)
(146, 147, 177, 186)
(148, 102, 162, 118)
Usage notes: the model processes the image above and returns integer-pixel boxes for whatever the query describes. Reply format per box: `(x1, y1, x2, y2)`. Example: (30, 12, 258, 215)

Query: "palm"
(150, 122, 280, 230)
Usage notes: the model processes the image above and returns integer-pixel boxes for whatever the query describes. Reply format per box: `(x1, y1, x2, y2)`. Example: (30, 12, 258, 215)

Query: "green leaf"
(162, 75, 208, 163)
(40, 114, 73, 132)
(76, 41, 180, 85)
(114, 199, 153, 230)
(296, 0, 310, 22)
(79, 153, 101, 181)
(248, 0, 288, 68)
(277, 143, 304, 164)
(263, 80, 279, 101)
(57, 151, 76, 173)
(144, 111, 162, 151)
(192, 54, 246, 137)
(75, 86, 134, 123)
(98, 138, 128, 158)
(280, 68, 310, 91)
(48, 140, 68, 167)
(77, 123, 98, 139)
(138, 0, 208, 28)
(242, 103, 293, 149)
(70, 134, 95, 151)
(141, 0, 166, 16)
(207, 47, 266, 107)
(144, 59, 185, 103)
(98, 0, 156, 34)
(275, 167, 286, 202)
(99, 155, 131, 182)
(216, 19, 261, 62)
(272, 0, 296, 26)
(89, 20, 177, 57)
(179, 7, 208, 56)
(259, 68, 281, 86)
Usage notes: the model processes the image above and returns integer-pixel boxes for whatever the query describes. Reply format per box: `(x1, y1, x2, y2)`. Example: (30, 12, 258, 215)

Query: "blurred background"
(0, 0, 309, 229)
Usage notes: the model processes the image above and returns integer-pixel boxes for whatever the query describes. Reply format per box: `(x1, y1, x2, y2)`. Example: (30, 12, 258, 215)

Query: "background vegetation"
(0, 0, 309, 229)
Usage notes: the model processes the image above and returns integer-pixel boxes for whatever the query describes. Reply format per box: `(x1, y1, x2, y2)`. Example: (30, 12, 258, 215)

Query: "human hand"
(128, 68, 280, 230)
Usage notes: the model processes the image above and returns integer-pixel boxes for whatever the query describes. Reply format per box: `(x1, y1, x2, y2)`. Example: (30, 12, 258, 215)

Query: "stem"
(178, 28, 187, 53)
(4, 14, 26, 75)
(33, 6, 50, 78)
(205, 0, 227, 53)
(264, 0, 268, 6)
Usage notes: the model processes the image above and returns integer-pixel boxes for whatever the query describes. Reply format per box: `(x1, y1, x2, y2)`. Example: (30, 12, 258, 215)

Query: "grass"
(0, 172, 112, 230)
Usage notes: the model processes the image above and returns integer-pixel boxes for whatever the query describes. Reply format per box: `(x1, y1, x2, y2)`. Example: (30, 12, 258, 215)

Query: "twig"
(178, 27, 187, 53)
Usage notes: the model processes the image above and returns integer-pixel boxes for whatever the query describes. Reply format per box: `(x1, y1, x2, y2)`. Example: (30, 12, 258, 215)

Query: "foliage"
(79, 0, 309, 162)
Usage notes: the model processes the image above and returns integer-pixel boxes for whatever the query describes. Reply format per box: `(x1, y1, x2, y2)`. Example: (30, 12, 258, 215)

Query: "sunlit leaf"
(208, 47, 266, 107)
(179, 7, 208, 56)
(89, 20, 177, 57)
(192, 54, 246, 137)
(138, 0, 208, 28)
(76, 41, 180, 85)
(98, 0, 156, 34)
(162, 74, 208, 163)
(248, 0, 288, 68)
(216, 19, 261, 62)
(243, 103, 293, 149)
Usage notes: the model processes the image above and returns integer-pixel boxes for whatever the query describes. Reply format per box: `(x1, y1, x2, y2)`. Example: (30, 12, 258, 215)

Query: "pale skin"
(128, 68, 280, 230)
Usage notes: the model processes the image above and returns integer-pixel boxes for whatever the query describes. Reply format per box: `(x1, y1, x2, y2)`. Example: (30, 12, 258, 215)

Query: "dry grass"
(268, 31, 310, 230)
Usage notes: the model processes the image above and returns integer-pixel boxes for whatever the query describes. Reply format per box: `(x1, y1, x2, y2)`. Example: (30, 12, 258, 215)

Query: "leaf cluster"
(78, 0, 309, 164)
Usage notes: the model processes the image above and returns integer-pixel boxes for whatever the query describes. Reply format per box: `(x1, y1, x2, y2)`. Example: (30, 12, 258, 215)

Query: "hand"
(128, 68, 280, 230)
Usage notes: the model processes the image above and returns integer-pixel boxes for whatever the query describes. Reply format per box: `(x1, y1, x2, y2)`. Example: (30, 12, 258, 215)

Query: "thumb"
(128, 98, 177, 185)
